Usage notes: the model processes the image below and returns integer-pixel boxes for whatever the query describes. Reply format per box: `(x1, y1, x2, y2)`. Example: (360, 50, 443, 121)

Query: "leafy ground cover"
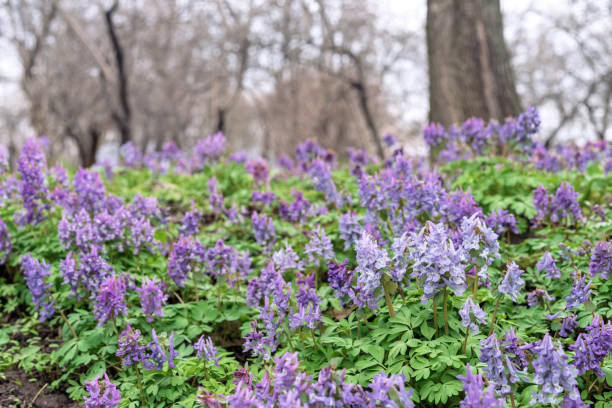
(0, 108, 611, 407)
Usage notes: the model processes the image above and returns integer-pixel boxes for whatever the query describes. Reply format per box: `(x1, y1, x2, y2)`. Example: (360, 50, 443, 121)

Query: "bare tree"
(426, 0, 522, 126)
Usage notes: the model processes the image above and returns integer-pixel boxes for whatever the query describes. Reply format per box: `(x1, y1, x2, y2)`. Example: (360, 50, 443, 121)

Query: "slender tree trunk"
(426, 0, 522, 125)
(350, 80, 385, 160)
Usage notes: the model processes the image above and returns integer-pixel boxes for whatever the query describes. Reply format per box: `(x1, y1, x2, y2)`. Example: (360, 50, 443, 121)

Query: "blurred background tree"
(0, 0, 609, 166)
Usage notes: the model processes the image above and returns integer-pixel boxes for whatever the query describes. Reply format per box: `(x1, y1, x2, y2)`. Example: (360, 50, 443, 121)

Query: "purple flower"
(137, 277, 167, 322)
(536, 252, 560, 279)
(20, 254, 55, 321)
(278, 190, 312, 223)
(15, 138, 50, 227)
(289, 303, 321, 330)
(502, 326, 528, 370)
(353, 231, 389, 310)
(167, 236, 200, 287)
(252, 191, 277, 206)
(339, 212, 361, 251)
(327, 259, 355, 306)
(272, 243, 303, 273)
(569, 315, 612, 377)
(423, 122, 446, 147)
(93, 274, 127, 326)
(589, 241, 611, 280)
(530, 334, 579, 405)
(560, 315, 578, 338)
(116, 325, 146, 366)
(180, 203, 202, 237)
(120, 141, 142, 167)
(457, 364, 504, 408)
(409, 221, 467, 303)
(251, 212, 275, 247)
(207, 177, 224, 214)
(296, 139, 326, 164)
(532, 185, 550, 224)
(566, 273, 592, 311)
(382, 133, 397, 148)
(143, 329, 177, 370)
(194, 335, 220, 366)
(498, 262, 524, 302)
(527, 288, 555, 307)
(0, 217, 12, 264)
(304, 225, 334, 264)
(245, 159, 269, 185)
(73, 168, 106, 213)
(550, 182, 583, 224)
(479, 334, 517, 395)
(192, 132, 226, 171)
(83, 373, 121, 408)
(366, 373, 414, 408)
(459, 297, 487, 334)
(307, 158, 339, 204)
(485, 208, 519, 235)
(228, 151, 248, 164)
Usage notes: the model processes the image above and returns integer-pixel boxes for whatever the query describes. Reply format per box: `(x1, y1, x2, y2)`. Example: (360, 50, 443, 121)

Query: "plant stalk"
(488, 298, 500, 336)
(59, 309, 78, 339)
(443, 288, 449, 336)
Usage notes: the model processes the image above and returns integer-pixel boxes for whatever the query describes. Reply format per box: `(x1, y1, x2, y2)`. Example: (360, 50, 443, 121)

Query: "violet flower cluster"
(20, 254, 55, 321)
(589, 240, 611, 280)
(83, 373, 121, 408)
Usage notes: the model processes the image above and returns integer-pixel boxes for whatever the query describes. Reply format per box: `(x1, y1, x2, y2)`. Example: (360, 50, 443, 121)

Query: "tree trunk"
(426, 0, 522, 125)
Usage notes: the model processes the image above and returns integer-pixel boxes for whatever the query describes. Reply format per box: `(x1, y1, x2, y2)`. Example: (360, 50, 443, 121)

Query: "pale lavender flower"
(0, 217, 11, 264)
(536, 252, 560, 279)
(569, 315, 612, 377)
(304, 225, 334, 264)
(354, 231, 389, 310)
(589, 241, 611, 280)
(566, 274, 592, 311)
(272, 243, 303, 273)
(180, 202, 202, 237)
(560, 315, 578, 338)
(120, 141, 142, 167)
(459, 297, 487, 334)
(207, 177, 224, 214)
(527, 288, 555, 307)
(486, 208, 519, 235)
(479, 334, 515, 395)
(338, 212, 361, 250)
(382, 133, 397, 147)
(498, 262, 524, 302)
(194, 335, 220, 366)
(457, 364, 504, 408)
(15, 138, 49, 227)
(366, 373, 414, 408)
(251, 212, 275, 247)
(530, 334, 580, 405)
(245, 159, 269, 185)
(307, 158, 339, 204)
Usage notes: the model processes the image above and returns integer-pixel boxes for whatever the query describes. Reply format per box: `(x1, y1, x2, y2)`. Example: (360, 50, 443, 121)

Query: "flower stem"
(59, 309, 78, 339)
(433, 296, 438, 338)
(509, 391, 517, 408)
(488, 298, 500, 336)
(443, 288, 449, 336)
(192, 272, 199, 302)
(382, 279, 396, 318)
(461, 327, 469, 354)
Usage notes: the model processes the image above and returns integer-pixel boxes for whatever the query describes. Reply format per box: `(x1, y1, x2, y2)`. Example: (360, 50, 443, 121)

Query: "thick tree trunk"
(426, 0, 522, 125)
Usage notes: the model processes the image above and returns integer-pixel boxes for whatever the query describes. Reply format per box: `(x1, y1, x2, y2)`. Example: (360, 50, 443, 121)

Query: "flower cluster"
(83, 373, 121, 408)
(20, 254, 55, 321)
(532, 182, 583, 226)
(589, 241, 611, 280)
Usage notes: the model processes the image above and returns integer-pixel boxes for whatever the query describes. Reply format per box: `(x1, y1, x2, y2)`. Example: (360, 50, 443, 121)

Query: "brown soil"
(0, 370, 78, 408)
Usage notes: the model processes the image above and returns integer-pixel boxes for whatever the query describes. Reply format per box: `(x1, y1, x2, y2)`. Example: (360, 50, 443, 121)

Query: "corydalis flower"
(457, 364, 504, 408)
(527, 288, 554, 307)
(245, 159, 269, 185)
(83, 373, 121, 408)
(569, 315, 612, 377)
(566, 273, 592, 311)
(560, 315, 578, 338)
(116, 325, 146, 367)
(20, 254, 55, 321)
(194, 335, 220, 366)
(272, 243, 303, 273)
(137, 277, 167, 322)
(0, 217, 11, 264)
(179, 203, 202, 236)
(15, 138, 50, 227)
(207, 177, 224, 214)
(354, 231, 389, 310)
(251, 212, 275, 247)
(589, 241, 611, 280)
(479, 334, 519, 395)
(143, 329, 178, 370)
(485, 208, 519, 236)
(304, 225, 334, 264)
(459, 297, 487, 334)
(536, 252, 560, 279)
(93, 274, 127, 326)
(409, 221, 466, 303)
(338, 212, 361, 251)
(307, 158, 340, 204)
(498, 262, 524, 302)
(531, 334, 580, 405)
